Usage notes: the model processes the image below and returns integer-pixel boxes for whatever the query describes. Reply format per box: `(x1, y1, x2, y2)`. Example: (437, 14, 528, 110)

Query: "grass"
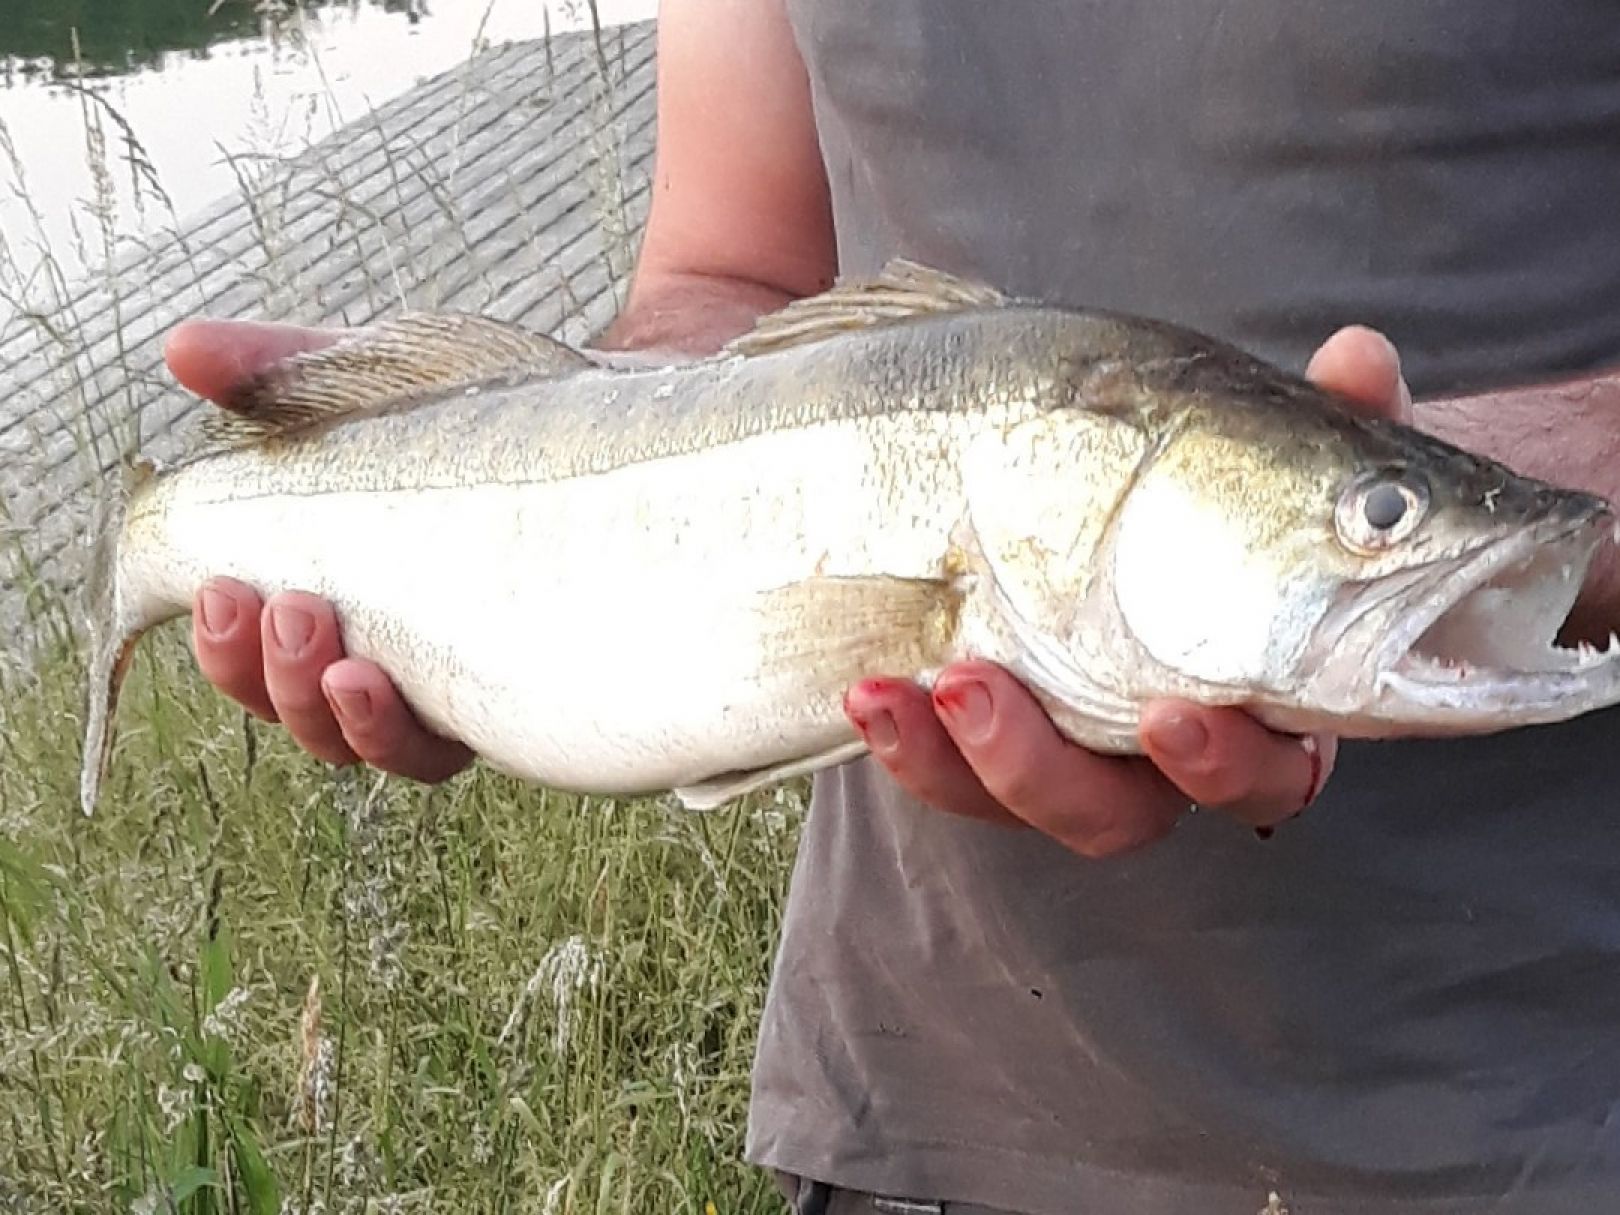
(1, 7, 794, 1211)
(1, 624, 802, 1213)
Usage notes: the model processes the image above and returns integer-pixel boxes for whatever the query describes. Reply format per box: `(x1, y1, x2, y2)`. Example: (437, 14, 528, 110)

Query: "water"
(0, 0, 656, 284)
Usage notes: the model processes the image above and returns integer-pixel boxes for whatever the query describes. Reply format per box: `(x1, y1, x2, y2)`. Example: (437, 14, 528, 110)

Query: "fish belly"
(140, 418, 963, 793)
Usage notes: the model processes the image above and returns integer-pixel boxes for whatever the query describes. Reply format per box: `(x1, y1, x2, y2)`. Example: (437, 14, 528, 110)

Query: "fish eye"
(1363, 483, 1409, 530)
(1335, 470, 1429, 554)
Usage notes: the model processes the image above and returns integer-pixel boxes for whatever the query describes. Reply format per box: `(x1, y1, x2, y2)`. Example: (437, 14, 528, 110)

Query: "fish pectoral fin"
(752, 574, 962, 678)
(673, 740, 870, 811)
(741, 576, 959, 709)
(723, 258, 1007, 357)
(671, 574, 961, 810)
(204, 314, 592, 447)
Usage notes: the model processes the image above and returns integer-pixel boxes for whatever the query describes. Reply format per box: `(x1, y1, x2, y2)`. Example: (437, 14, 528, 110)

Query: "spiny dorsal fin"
(723, 258, 1008, 358)
(205, 313, 591, 446)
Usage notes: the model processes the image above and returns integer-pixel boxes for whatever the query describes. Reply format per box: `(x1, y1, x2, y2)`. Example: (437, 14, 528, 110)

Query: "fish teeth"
(1573, 637, 1620, 668)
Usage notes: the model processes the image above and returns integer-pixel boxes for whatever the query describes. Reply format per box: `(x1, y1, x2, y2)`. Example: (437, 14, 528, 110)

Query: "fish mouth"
(1371, 511, 1620, 724)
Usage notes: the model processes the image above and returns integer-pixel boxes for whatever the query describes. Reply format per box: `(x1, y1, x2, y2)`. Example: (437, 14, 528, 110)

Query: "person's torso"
(747, 3, 1620, 1212)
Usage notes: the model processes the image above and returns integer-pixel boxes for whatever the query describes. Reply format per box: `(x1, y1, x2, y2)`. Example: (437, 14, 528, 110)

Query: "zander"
(79, 261, 1620, 815)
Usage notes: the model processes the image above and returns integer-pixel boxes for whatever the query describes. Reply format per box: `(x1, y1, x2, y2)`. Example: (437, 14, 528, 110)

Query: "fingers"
(1306, 325, 1412, 423)
(1139, 701, 1336, 830)
(193, 578, 278, 722)
(192, 579, 472, 783)
(163, 318, 347, 405)
(258, 592, 360, 767)
(845, 678, 1023, 827)
(845, 665, 1335, 857)
(850, 663, 1187, 856)
(321, 661, 474, 784)
(929, 664, 1187, 856)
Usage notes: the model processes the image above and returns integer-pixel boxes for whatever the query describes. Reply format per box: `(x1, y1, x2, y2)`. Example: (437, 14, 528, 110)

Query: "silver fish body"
(79, 263, 1620, 814)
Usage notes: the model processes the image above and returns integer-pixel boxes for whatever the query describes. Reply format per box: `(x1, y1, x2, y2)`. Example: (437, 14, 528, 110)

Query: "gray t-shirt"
(745, 3, 1620, 1213)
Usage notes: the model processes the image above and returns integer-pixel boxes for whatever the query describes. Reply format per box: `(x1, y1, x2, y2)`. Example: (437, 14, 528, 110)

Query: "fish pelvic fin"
(80, 458, 159, 817)
(723, 257, 1008, 357)
(202, 313, 592, 449)
(673, 741, 870, 811)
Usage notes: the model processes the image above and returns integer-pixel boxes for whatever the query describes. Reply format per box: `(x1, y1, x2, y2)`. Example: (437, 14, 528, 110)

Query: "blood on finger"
(1299, 735, 1326, 810)
(1254, 735, 1326, 841)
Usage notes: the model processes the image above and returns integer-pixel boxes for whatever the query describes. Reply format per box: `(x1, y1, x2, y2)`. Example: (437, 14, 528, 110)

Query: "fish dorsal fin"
(723, 258, 1008, 357)
(205, 313, 591, 446)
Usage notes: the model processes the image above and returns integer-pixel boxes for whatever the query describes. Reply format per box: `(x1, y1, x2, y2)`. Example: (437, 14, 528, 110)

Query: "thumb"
(164, 318, 349, 405)
(1306, 325, 1412, 424)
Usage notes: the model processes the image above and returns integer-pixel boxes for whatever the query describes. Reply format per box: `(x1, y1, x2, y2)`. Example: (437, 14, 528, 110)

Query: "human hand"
(163, 319, 474, 783)
(843, 326, 1413, 857)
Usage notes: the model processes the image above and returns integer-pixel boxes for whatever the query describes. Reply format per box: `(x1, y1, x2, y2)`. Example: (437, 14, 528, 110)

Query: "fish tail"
(80, 458, 157, 817)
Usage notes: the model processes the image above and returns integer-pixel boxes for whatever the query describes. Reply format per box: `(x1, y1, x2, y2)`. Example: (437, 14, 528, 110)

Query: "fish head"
(963, 312, 1620, 741)
(1099, 368, 1620, 737)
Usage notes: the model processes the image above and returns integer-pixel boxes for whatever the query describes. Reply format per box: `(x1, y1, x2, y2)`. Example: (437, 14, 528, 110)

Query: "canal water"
(0, 0, 655, 284)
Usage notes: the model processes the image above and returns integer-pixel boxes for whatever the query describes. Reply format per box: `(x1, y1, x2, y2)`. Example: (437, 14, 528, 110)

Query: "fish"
(78, 260, 1620, 816)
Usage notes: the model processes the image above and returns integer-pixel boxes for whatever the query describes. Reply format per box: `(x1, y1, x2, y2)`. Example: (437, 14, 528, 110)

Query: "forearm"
(590, 268, 801, 357)
(1417, 368, 1620, 638)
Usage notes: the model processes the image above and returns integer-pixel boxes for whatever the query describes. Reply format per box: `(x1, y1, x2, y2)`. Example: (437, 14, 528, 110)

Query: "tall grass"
(2, 9, 791, 1213)
(1, 623, 800, 1214)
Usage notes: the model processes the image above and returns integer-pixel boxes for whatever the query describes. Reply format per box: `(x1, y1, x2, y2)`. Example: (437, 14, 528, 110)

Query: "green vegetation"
(1, 624, 800, 1212)
(0, 8, 752, 1209)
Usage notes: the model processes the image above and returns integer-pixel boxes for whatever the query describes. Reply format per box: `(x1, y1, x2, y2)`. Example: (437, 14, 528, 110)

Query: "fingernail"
(844, 681, 900, 753)
(198, 587, 236, 638)
(850, 707, 898, 753)
(326, 686, 371, 725)
(933, 679, 992, 744)
(1148, 712, 1208, 763)
(268, 604, 314, 657)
